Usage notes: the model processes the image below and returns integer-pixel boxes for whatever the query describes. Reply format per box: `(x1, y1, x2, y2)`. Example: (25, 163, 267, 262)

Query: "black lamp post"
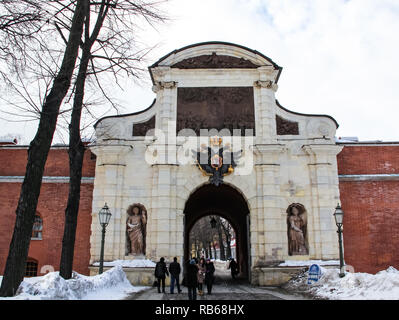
(334, 203, 345, 278)
(98, 203, 112, 274)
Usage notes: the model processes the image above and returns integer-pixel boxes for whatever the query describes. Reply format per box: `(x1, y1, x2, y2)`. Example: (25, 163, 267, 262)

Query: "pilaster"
(89, 144, 132, 262)
(303, 144, 343, 259)
(254, 66, 279, 145)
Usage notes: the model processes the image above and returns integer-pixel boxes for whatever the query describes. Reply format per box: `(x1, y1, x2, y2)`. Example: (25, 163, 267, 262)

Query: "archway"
(184, 183, 250, 280)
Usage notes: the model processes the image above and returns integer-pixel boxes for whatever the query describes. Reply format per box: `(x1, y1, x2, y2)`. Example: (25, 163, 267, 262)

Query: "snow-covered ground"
(285, 266, 399, 300)
(92, 259, 156, 268)
(0, 266, 146, 300)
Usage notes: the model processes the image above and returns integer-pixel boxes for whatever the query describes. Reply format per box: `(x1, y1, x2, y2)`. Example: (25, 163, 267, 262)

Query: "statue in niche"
(286, 203, 308, 255)
(126, 203, 147, 256)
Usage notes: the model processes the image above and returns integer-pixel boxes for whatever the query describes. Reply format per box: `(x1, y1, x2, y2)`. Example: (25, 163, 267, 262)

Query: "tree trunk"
(208, 242, 213, 259)
(0, 0, 86, 297)
(212, 242, 217, 260)
(195, 241, 200, 259)
(59, 3, 90, 280)
(226, 238, 232, 260)
(59, 0, 109, 279)
(216, 219, 226, 261)
(220, 219, 232, 259)
(223, 226, 232, 259)
(59, 127, 85, 279)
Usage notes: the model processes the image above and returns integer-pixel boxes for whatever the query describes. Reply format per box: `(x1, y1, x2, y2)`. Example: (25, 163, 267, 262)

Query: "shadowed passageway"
(125, 264, 309, 300)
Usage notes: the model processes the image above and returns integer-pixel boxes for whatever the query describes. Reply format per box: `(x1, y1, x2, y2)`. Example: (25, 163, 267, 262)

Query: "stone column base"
(251, 267, 306, 286)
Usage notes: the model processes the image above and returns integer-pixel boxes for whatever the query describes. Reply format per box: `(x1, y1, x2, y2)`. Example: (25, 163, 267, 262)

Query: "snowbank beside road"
(285, 266, 399, 300)
(0, 266, 146, 300)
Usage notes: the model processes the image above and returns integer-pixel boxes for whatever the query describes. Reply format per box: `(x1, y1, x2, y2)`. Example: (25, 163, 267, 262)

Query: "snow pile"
(211, 259, 229, 263)
(212, 259, 229, 270)
(285, 266, 399, 300)
(0, 266, 145, 300)
(279, 260, 340, 267)
(92, 259, 156, 268)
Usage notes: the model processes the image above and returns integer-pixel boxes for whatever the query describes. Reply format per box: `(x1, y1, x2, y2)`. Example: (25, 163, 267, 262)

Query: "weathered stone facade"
(90, 42, 343, 285)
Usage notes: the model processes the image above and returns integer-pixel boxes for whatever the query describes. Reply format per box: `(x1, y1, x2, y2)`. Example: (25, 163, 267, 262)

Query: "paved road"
(126, 269, 308, 300)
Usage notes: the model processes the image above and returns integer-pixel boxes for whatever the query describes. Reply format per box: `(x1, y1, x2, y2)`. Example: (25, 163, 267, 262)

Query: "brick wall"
(0, 147, 96, 177)
(338, 145, 399, 175)
(0, 147, 95, 276)
(338, 145, 399, 274)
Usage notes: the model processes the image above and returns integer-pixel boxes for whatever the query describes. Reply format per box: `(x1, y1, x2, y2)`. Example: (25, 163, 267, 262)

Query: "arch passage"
(184, 184, 250, 279)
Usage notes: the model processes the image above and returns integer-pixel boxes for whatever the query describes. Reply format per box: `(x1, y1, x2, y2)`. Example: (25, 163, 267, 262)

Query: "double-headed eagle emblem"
(191, 137, 242, 186)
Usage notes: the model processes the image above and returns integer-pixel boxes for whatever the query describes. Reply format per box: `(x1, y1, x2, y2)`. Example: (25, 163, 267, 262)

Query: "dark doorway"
(184, 183, 250, 280)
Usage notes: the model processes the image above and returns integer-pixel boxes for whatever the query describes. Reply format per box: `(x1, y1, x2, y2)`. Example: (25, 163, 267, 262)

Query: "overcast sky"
(1, 0, 399, 144)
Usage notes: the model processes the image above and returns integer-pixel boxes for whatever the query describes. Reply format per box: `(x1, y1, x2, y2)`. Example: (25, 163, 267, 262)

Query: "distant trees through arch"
(189, 215, 236, 261)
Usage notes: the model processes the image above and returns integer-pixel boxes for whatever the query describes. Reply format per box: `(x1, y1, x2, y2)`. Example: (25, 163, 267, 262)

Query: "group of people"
(185, 257, 215, 300)
(153, 256, 216, 300)
(154, 257, 182, 294)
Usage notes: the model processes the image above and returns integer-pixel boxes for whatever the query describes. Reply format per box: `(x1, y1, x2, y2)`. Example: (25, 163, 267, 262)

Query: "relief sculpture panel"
(133, 116, 155, 136)
(276, 115, 299, 135)
(177, 87, 255, 136)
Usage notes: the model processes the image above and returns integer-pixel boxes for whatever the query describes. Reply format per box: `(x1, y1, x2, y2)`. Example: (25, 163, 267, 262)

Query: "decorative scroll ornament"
(254, 80, 278, 92)
(152, 81, 177, 93)
(191, 137, 241, 186)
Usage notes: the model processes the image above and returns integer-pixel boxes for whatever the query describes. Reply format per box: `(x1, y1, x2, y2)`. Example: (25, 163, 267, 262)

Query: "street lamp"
(98, 203, 112, 274)
(334, 203, 345, 278)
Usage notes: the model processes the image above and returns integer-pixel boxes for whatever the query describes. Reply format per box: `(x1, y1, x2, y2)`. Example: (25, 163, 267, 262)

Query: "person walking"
(154, 257, 169, 293)
(204, 258, 215, 295)
(197, 257, 206, 296)
(228, 258, 239, 279)
(186, 259, 199, 300)
(169, 257, 182, 294)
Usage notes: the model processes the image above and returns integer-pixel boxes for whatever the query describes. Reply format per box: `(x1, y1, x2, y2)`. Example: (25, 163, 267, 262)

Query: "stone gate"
(89, 42, 343, 285)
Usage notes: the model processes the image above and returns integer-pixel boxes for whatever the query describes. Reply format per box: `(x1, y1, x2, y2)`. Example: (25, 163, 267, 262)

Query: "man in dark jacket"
(186, 259, 199, 300)
(205, 259, 215, 295)
(154, 257, 169, 293)
(169, 257, 182, 294)
(228, 258, 239, 279)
